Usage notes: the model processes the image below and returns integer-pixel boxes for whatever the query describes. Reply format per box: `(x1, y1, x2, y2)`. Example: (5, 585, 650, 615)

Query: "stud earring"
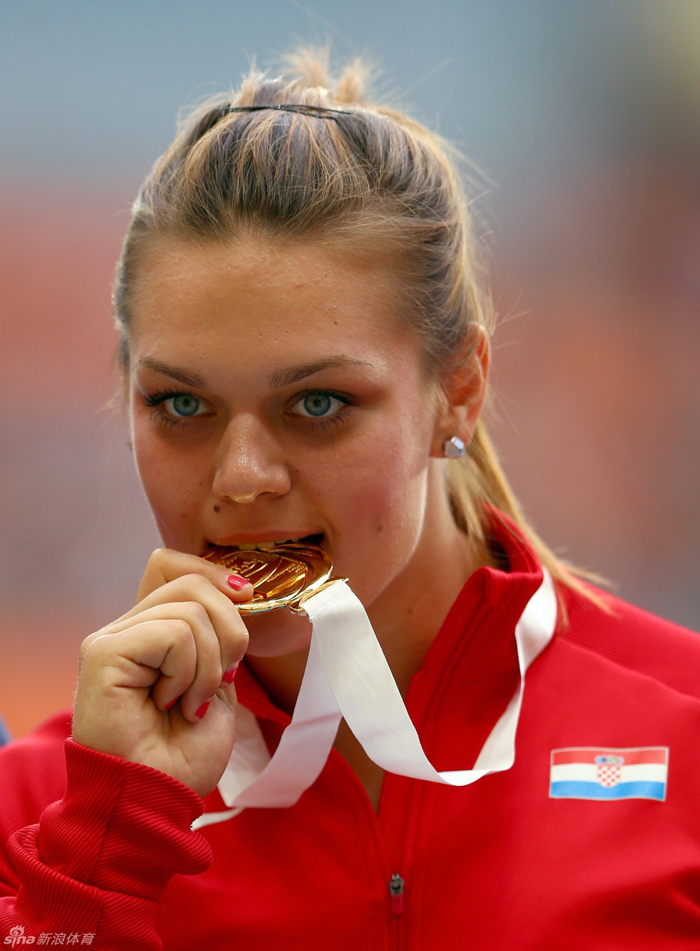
(443, 436, 465, 459)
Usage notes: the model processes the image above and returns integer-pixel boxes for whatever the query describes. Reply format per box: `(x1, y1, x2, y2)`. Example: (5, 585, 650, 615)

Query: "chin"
(242, 608, 314, 658)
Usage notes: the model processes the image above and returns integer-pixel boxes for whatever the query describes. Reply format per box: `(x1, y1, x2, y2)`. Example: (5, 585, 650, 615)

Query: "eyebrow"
(136, 357, 207, 389)
(136, 355, 371, 391)
(269, 357, 371, 389)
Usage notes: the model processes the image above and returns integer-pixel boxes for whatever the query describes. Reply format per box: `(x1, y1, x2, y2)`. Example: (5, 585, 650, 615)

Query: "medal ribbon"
(194, 568, 557, 824)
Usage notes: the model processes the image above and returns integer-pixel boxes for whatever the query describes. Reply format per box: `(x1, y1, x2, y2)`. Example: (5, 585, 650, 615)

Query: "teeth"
(236, 538, 297, 551)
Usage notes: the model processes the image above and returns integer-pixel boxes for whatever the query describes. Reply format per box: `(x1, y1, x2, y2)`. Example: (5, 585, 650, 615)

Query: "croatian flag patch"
(549, 747, 668, 801)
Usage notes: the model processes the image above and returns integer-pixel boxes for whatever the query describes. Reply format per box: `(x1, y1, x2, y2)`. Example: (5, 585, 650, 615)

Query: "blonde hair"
(113, 49, 606, 615)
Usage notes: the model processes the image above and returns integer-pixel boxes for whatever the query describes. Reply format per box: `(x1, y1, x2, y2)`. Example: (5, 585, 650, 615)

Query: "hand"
(73, 549, 252, 798)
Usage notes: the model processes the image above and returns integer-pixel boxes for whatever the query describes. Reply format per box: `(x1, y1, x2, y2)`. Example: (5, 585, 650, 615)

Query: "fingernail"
(164, 698, 178, 711)
(227, 574, 250, 591)
(222, 662, 239, 685)
(195, 699, 211, 720)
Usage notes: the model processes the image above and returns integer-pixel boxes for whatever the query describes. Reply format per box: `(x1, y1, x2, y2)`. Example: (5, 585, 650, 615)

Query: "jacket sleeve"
(0, 739, 213, 949)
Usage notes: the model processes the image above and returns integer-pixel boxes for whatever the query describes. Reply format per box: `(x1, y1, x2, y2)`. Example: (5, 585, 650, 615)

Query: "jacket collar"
(234, 509, 545, 722)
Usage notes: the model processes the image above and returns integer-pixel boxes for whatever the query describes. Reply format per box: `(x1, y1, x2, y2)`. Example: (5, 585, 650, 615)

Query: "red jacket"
(1, 520, 700, 950)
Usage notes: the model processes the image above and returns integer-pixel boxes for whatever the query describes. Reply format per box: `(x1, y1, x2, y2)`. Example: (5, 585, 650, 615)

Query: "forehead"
(131, 235, 398, 329)
(127, 234, 423, 375)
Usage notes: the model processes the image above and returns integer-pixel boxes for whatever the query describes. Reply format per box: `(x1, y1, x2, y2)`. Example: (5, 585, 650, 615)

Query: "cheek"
(321, 413, 431, 549)
(132, 433, 204, 540)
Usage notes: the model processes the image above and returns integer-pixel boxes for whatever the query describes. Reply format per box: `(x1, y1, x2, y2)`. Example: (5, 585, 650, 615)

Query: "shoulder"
(559, 583, 700, 702)
(0, 709, 72, 838)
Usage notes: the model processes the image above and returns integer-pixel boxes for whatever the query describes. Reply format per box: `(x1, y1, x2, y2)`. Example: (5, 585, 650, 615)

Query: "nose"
(212, 414, 291, 504)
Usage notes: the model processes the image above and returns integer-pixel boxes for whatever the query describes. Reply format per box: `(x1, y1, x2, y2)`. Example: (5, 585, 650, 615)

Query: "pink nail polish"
(164, 698, 178, 711)
(195, 700, 211, 720)
(222, 663, 239, 685)
(227, 574, 250, 591)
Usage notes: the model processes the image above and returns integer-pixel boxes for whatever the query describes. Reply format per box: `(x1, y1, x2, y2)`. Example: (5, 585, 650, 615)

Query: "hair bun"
(283, 46, 373, 106)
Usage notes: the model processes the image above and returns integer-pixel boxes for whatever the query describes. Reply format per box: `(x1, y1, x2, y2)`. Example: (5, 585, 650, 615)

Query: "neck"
(245, 479, 492, 715)
(364, 509, 485, 698)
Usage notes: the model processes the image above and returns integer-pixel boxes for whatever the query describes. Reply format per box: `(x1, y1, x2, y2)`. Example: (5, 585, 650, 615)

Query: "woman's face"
(127, 234, 469, 655)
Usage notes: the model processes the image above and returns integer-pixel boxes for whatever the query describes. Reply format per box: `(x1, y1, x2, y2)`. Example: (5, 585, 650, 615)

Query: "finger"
(108, 600, 245, 718)
(136, 549, 254, 605)
(85, 606, 222, 723)
(78, 617, 198, 709)
(213, 679, 239, 718)
(131, 551, 253, 683)
(118, 572, 249, 681)
(146, 603, 221, 717)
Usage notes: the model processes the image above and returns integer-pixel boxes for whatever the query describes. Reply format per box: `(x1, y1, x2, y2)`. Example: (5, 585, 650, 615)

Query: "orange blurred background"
(1, 2, 698, 739)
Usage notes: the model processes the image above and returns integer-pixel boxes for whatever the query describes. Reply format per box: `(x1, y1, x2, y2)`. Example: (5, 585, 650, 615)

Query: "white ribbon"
(192, 569, 557, 827)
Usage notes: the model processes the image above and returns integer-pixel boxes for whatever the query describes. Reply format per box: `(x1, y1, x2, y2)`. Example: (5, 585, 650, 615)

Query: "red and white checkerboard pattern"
(596, 764, 622, 787)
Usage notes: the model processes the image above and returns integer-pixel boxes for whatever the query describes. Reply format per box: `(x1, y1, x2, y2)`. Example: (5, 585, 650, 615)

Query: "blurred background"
(1, 0, 698, 739)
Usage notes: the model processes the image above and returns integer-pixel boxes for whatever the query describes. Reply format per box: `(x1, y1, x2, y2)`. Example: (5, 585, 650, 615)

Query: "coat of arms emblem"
(595, 754, 624, 787)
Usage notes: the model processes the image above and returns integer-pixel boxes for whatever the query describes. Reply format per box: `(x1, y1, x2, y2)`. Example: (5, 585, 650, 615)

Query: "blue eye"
(294, 393, 344, 418)
(165, 394, 205, 417)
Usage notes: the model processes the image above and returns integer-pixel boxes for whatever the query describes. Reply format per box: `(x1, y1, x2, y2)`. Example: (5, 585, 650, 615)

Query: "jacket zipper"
(389, 873, 405, 915)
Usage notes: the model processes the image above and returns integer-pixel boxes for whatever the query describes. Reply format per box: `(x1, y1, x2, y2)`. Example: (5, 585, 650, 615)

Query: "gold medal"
(203, 542, 340, 614)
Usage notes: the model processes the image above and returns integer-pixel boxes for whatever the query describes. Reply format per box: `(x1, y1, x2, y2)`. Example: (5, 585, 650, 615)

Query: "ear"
(430, 325, 490, 458)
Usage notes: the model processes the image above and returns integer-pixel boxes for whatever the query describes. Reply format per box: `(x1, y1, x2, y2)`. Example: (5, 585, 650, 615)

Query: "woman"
(1, 52, 699, 950)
